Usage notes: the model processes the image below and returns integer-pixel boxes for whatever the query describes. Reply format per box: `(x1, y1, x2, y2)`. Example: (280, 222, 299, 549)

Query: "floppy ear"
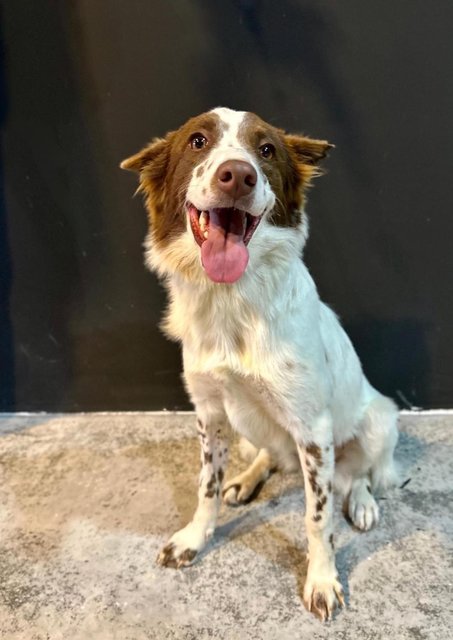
(120, 136, 171, 175)
(284, 134, 334, 189)
(285, 134, 334, 166)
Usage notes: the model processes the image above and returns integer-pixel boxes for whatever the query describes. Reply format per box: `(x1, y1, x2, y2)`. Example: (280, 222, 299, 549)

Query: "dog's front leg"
(296, 411, 345, 620)
(157, 411, 228, 568)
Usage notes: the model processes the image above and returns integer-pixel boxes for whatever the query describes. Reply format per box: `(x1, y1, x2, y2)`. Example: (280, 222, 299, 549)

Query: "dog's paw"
(303, 575, 345, 621)
(222, 475, 261, 505)
(348, 482, 379, 531)
(156, 522, 210, 569)
(157, 542, 198, 569)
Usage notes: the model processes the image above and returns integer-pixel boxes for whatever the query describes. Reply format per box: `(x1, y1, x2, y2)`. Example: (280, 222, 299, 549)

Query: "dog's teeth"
(203, 230, 208, 239)
(199, 211, 208, 232)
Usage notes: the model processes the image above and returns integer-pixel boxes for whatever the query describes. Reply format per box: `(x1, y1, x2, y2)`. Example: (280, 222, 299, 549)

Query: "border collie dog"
(121, 107, 399, 620)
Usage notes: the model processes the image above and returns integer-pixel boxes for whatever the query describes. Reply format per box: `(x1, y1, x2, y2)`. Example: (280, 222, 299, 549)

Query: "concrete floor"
(0, 412, 451, 640)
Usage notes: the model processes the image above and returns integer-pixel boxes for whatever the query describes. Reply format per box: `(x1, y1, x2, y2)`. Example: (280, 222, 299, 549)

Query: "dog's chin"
(187, 204, 262, 284)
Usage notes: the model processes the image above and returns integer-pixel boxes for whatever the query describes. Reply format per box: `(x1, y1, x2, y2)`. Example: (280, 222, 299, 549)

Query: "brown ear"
(120, 137, 170, 173)
(285, 134, 334, 166)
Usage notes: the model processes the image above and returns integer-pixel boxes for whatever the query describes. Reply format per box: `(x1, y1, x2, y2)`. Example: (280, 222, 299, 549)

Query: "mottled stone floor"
(0, 412, 452, 640)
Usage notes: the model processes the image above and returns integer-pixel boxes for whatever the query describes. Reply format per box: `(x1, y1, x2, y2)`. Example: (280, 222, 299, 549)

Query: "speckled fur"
(122, 107, 399, 621)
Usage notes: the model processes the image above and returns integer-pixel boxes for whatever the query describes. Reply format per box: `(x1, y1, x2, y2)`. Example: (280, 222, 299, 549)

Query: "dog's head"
(121, 107, 332, 284)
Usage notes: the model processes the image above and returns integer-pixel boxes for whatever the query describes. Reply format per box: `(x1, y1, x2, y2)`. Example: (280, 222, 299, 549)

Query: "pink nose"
(215, 160, 257, 199)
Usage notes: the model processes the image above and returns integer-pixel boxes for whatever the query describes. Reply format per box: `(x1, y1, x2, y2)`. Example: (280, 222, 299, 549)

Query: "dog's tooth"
(203, 230, 208, 239)
(199, 211, 208, 232)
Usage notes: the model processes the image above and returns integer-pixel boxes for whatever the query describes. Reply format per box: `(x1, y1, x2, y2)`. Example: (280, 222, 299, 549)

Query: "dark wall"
(1, 1, 452, 411)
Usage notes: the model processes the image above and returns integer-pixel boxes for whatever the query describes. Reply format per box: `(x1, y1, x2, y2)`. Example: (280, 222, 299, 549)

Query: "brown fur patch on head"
(120, 112, 223, 249)
(195, 164, 205, 178)
(238, 113, 332, 228)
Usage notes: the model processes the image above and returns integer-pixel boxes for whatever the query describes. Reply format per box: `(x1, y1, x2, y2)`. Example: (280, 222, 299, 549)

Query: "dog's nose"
(215, 160, 257, 199)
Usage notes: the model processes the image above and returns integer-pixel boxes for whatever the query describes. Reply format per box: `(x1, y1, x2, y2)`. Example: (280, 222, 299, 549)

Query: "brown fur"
(238, 113, 332, 228)
(121, 113, 223, 249)
(121, 110, 332, 249)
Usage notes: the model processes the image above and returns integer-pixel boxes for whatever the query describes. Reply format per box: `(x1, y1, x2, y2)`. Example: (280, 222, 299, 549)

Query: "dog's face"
(121, 107, 332, 284)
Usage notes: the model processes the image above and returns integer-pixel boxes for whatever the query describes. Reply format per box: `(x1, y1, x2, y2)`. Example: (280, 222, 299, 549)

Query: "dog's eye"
(190, 134, 208, 150)
(259, 143, 275, 160)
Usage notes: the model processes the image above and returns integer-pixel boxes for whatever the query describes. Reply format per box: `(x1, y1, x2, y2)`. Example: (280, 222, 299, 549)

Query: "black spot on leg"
(217, 468, 224, 484)
(306, 443, 323, 466)
(316, 495, 327, 512)
(205, 473, 217, 498)
(203, 451, 213, 464)
(329, 533, 335, 550)
(197, 419, 207, 440)
(313, 514, 322, 522)
(308, 468, 319, 493)
(327, 481, 332, 493)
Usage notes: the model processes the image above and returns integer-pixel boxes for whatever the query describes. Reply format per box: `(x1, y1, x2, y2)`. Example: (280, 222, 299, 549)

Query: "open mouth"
(188, 204, 262, 284)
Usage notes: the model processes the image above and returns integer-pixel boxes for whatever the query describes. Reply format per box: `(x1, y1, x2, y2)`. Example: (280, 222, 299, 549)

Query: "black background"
(1, 1, 452, 411)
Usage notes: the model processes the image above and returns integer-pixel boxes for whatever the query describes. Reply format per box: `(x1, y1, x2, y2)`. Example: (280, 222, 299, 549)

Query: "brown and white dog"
(121, 107, 399, 620)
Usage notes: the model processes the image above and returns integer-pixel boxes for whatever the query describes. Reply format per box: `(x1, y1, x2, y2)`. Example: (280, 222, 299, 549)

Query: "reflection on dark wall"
(1, 0, 452, 410)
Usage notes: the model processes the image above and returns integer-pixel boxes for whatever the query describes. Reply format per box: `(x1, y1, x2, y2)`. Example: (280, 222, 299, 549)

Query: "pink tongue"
(201, 208, 249, 283)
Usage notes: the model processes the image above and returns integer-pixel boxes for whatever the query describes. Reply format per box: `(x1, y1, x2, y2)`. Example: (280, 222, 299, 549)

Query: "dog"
(121, 107, 399, 621)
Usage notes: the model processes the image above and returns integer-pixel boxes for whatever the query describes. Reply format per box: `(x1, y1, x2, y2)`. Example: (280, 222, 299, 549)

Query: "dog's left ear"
(285, 134, 335, 185)
(285, 134, 334, 167)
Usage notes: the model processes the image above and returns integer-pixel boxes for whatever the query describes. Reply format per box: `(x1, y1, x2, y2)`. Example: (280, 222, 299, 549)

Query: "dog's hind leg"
(334, 394, 399, 531)
(223, 435, 299, 505)
(222, 385, 300, 506)
(223, 446, 274, 505)
(157, 404, 229, 568)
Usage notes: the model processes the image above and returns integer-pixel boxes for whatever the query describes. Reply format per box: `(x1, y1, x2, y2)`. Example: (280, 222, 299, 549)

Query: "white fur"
(186, 107, 274, 218)
(150, 108, 399, 619)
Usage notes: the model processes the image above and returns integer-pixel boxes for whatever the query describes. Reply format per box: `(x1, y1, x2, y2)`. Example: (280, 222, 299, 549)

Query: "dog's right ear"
(120, 136, 172, 177)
